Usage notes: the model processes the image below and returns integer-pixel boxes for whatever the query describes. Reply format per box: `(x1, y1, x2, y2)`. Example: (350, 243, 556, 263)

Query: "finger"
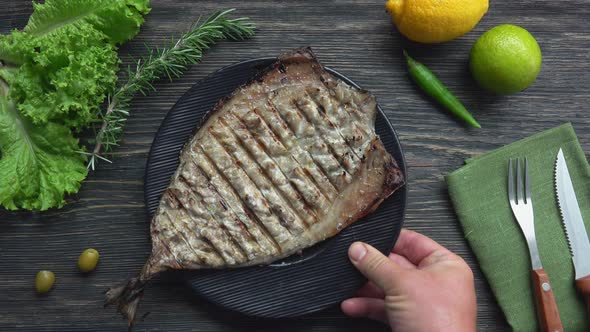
(349, 242, 401, 292)
(389, 253, 416, 269)
(341, 297, 387, 323)
(393, 229, 451, 265)
(355, 281, 385, 299)
(417, 248, 457, 269)
(354, 254, 415, 299)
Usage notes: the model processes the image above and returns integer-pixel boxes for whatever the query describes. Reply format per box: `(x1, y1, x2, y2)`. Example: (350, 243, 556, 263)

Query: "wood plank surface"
(1, 0, 589, 331)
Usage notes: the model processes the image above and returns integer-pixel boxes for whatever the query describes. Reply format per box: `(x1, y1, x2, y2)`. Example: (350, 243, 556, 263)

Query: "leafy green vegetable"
(0, 0, 150, 211)
(0, 94, 87, 210)
(0, 4, 255, 212)
(24, 0, 151, 45)
(2, 24, 119, 129)
(0, 0, 150, 130)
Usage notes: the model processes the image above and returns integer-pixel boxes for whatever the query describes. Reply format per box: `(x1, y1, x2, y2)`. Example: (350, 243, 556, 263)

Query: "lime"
(469, 24, 542, 94)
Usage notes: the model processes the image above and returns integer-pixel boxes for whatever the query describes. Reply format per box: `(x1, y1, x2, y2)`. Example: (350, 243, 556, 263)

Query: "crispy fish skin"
(106, 47, 404, 326)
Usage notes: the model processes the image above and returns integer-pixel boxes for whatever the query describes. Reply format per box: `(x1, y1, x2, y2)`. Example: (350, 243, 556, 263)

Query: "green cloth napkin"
(446, 123, 590, 331)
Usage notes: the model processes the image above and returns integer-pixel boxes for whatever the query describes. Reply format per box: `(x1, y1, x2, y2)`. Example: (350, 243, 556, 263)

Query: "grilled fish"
(106, 48, 404, 325)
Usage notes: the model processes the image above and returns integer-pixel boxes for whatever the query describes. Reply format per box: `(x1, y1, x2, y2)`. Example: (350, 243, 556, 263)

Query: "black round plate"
(144, 57, 407, 318)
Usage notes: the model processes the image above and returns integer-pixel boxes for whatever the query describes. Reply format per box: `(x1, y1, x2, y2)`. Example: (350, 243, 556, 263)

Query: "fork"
(508, 158, 563, 332)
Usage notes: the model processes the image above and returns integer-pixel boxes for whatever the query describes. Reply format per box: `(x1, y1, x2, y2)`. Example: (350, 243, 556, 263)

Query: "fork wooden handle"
(575, 275, 590, 319)
(531, 269, 563, 332)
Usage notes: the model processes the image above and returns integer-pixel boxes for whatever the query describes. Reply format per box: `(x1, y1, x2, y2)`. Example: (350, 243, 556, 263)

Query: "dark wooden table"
(1, 1, 589, 331)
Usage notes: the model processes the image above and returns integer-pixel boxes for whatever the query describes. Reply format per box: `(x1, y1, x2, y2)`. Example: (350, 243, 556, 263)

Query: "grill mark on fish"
(185, 157, 280, 256)
(244, 110, 330, 214)
(268, 96, 352, 190)
(293, 94, 360, 174)
(178, 167, 261, 258)
(307, 88, 358, 141)
(149, 238, 181, 270)
(301, 90, 366, 162)
(176, 181, 249, 263)
(176, 172, 258, 260)
(307, 87, 373, 157)
(158, 217, 223, 269)
(193, 149, 286, 252)
(231, 110, 329, 214)
(194, 143, 292, 247)
(338, 90, 377, 155)
(267, 97, 346, 190)
(308, 87, 367, 134)
(198, 236, 226, 267)
(321, 80, 372, 122)
(210, 130, 306, 234)
(214, 116, 316, 227)
(159, 192, 222, 265)
(166, 186, 246, 265)
(232, 111, 319, 221)
(149, 217, 186, 268)
(159, 195, 200, 265)
(259, 101, 338, 201)
(319, 75, 378, 133)
(162, 190, 212, 266)
(207, 126, 307, 234)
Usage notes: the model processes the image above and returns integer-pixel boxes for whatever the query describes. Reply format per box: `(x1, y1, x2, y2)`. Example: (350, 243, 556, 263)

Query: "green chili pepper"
(403, 50, 481, 129)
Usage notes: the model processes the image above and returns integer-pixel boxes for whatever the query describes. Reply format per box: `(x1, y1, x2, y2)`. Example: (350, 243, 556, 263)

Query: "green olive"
(78, 248, 100, 273)
(35, 270, 55, 294)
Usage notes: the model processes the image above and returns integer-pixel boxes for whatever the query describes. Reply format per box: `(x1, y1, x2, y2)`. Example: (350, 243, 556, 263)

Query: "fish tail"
(105, 260, 162, 328)
(105, 276, 147, 328)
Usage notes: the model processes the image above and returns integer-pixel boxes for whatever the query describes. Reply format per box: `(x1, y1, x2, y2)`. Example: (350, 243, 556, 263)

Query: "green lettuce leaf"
(24, 0, 151, 45)
(0, 0, 150, 211)
(0, 95, 87, 211)
(2, 24, 119, 129)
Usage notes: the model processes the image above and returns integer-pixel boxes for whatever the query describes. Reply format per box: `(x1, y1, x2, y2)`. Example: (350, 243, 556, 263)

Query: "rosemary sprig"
(85, 9, 255, 170)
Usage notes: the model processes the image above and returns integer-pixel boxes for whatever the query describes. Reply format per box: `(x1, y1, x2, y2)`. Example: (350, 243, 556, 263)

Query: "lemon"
(470, 24, 542, 94)
(385, 0, 489, 43)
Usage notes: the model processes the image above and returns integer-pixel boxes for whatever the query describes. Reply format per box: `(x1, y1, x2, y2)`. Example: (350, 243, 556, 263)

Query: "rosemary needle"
(86, 9, 255, 170)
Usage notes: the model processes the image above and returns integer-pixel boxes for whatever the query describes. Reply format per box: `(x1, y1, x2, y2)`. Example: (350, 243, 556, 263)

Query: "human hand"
(341, 229, 476, 332)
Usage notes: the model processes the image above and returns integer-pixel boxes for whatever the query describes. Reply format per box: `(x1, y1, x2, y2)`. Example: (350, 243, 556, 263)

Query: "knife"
(555, 148, 590, 317)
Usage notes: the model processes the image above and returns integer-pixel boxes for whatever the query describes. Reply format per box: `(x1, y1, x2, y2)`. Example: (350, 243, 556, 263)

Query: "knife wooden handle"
(531, 269, 563, 332)
(576, 275, 590, 318)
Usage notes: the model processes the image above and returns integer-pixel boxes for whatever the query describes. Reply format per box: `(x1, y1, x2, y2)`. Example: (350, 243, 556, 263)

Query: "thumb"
(348, 242, 402, 293)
